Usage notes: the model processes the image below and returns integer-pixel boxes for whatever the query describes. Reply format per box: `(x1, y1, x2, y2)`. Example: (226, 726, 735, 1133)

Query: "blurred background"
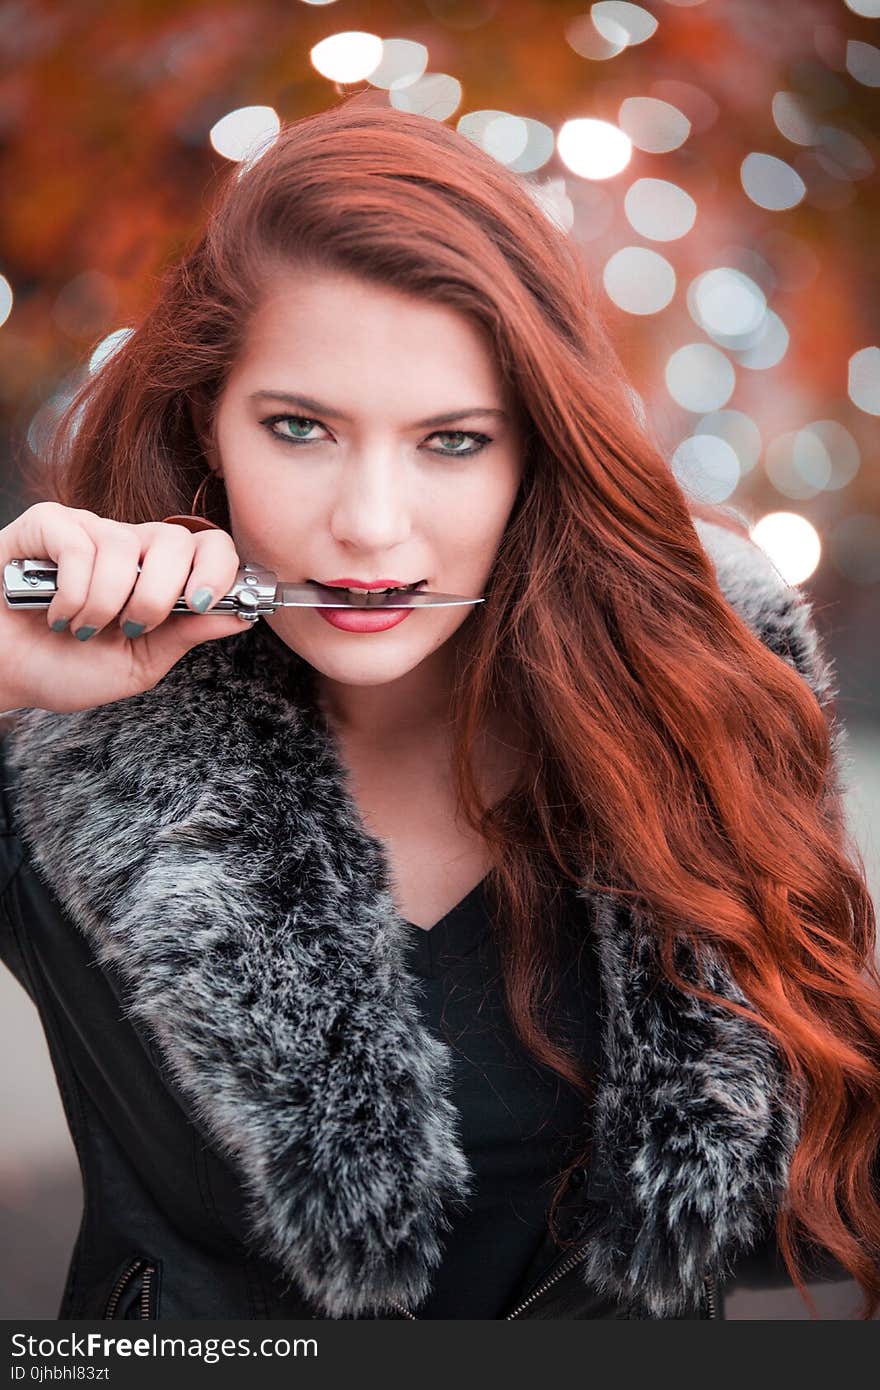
(0, 0, 877, 1319)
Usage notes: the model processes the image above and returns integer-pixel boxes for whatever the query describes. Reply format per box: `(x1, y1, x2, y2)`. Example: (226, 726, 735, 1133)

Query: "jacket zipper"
(104, 1257, 156, 1319)
(704, 1270, 720, 1319)
(388, 1214, 600, 1321)
(390, 1302, 419, 1320)
(503, 1234, 595, 1319)
(389, 1247, 722, 1320)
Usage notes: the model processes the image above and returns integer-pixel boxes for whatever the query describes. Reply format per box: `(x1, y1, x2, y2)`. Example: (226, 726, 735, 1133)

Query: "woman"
(0, 94, 878, 1322)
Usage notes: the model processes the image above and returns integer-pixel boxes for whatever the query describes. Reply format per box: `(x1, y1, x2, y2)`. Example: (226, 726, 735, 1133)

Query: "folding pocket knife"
(3, 559, 485, 624)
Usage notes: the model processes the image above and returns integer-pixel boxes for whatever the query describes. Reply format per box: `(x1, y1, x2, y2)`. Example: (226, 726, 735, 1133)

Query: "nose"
(327, 451, 414, 554)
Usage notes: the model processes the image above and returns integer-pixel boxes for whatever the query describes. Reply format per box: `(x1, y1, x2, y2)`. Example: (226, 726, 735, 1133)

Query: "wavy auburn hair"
(20, 92, 880, 1316)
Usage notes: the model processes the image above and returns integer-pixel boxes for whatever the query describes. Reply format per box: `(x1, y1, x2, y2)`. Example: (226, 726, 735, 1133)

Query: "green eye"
(429, 430, 493, 457)
(280, 418, 318, 440)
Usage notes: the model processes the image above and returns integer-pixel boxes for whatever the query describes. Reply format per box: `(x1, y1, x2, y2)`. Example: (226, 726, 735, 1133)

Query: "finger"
(117, 524, 241, 633)
(184, 527, 242, 614)
(95, 524, 197, 637)
(0, 502, 100, 634)
(62, 520, 152, 641)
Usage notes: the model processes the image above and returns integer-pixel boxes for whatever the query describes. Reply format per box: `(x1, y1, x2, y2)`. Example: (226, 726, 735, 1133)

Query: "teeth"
(345, 583, 418, 594)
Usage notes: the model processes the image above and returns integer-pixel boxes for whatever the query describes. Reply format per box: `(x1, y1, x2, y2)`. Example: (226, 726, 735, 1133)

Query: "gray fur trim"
(3, 518, 841, 1317)
(578, 893, 800, 1317)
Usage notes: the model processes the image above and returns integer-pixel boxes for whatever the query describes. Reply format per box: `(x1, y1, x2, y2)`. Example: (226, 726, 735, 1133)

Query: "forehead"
(232, 266, 506, 403)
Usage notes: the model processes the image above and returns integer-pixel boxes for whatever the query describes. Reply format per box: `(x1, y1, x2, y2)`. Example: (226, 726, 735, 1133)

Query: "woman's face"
(210, 267, 524, 708)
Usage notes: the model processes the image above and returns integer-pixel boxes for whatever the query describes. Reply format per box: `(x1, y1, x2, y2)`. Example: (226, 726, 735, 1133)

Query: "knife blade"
(275, 582, 483, 608)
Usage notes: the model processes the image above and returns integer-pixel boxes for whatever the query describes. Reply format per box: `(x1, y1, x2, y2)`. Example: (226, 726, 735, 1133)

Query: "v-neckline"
(400, 875, 489, 934)
(400, 876, 492, 980)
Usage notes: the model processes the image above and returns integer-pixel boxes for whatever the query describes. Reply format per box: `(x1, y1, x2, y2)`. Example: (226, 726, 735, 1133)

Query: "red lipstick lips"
(317, 577, 420, 588)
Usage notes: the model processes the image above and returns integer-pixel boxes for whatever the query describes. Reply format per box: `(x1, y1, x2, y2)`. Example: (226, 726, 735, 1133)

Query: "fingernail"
(122, 619, 145, 638)
(51, 617, 70, 632)
(74, 625, 97, 641)
(190, 587, 214, 613)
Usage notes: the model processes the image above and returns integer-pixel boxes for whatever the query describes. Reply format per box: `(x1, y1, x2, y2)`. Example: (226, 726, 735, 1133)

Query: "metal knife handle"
(2, 558, 277, 624)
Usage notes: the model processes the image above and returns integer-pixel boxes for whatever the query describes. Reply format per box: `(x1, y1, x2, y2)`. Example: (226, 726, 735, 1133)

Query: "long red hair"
(18, 92, 880, 1316)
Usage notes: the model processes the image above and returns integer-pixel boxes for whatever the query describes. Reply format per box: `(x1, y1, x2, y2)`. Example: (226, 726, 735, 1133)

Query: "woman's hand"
(0, 501, 251, 713)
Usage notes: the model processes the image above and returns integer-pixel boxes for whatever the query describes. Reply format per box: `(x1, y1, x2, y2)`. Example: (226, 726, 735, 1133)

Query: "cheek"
(223, 480, 315, 560)
(455, 468, 520, 552)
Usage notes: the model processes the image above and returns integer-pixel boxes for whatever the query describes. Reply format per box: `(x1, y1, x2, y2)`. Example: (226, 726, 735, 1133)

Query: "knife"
(3, 559, 485, 623)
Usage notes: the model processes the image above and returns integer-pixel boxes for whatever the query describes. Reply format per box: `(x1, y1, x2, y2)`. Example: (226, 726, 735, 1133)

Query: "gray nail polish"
(122, 619, 145, 638)
(190, 587, 214, 613)
(74, 625, 97, 641)
(51, 617, 70, 632)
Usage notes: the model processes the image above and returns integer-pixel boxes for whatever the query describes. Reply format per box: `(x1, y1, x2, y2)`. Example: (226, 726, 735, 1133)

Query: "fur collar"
(2, 519, 846, 1318)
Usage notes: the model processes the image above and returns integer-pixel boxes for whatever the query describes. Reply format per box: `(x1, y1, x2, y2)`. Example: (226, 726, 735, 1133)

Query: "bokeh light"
(671, 433, 741, 503)
(565, 12, 628, 61)
(623, 178, 696, 240)
(26, 375, 86, 461)
(457, 110, 554, 170)
(591, 3, 658, 47)
(765, 430, 832, 501)
(618, 96, 690, 153)
(557, 118, 632, 178)
(688, 267, 766, 342)
(844, 0, 880, 17)
(603, 246, 675, 314)
(848, 348, 880, 415)
(88, 327, 134, 375)
(751, 513, 821, 587)
(740, 153, 806, 211)
(666, 343, 736, 412)
(390, 73, 462, 119)
(735, 311, 789, 371)
(366, 39, 428, 91)
(309, 32, 383, 83)
(693, 409, 762, 475)
(797, 420, 861, 492)
(846, 40, 880, 87)
(209, 106, 280, 162)
(771, 92, 817, 146)
(0, 275, 12, 329)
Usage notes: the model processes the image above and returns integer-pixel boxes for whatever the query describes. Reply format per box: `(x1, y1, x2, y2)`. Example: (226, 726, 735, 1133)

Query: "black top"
(392, 875, 603, 1319)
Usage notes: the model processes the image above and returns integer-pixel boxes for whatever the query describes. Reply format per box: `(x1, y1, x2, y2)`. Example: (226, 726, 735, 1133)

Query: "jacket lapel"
(576, 891, 800, 1316)
(5, 623, 477, 1318)
(2, 519, 838, 1319)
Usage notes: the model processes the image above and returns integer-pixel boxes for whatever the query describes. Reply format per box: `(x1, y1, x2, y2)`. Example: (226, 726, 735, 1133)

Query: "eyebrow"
(249, 390, 509, 429)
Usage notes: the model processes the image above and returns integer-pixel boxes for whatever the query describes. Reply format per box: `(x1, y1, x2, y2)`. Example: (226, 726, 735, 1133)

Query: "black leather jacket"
(0, 518, 863, 1321)
(0, 738, 691, 1321)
